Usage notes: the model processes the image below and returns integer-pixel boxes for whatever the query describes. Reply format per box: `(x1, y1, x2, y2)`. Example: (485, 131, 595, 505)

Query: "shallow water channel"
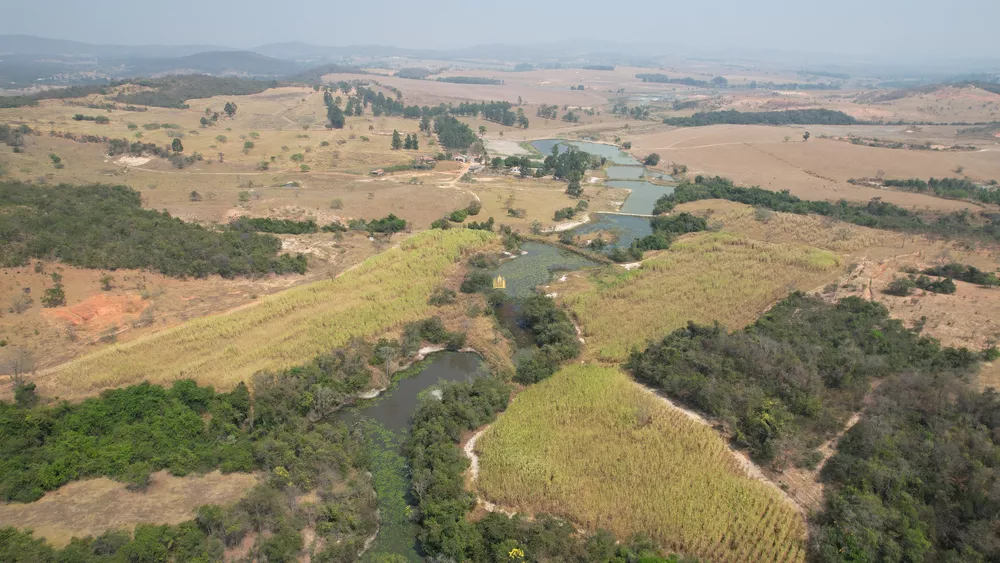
(342, 352, 487, 561)
(345, 240, 601, 560)
(529, 139, 675, 216)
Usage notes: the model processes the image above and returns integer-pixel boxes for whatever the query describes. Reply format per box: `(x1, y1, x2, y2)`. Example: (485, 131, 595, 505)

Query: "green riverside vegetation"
(405, 377, 686, 562)
(0, 182, 307, 278)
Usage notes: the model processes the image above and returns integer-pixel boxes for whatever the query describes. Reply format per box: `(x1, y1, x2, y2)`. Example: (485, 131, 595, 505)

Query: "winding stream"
(343, 352, 487, 561)
(350, 239, 601, 559)
(529, 139, 675, 251)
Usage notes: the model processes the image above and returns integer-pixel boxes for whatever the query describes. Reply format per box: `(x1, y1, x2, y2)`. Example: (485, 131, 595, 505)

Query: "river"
(349, 238, 602, 560)
(343, 352, 487, 561)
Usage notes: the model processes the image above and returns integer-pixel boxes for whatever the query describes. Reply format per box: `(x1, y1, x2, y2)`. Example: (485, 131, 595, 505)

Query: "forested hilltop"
(0, 182, 306, 278)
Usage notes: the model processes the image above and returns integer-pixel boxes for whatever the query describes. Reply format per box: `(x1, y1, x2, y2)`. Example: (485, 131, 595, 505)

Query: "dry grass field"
(559, 231, 841, 362)
(467, 176, 627, 231)
(39, 229, 495, 397)
(673, 199, 1000, 389)
(626, 125, 999, 211)
(0, 232, 380, 374)
(320, 71, 613, 108)
(475, 364, 806, 563)
(0, 471, 258, 548)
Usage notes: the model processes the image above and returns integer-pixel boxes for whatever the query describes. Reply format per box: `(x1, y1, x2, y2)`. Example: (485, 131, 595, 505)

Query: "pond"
(573, 213, 654, 251)
(530, 139, 638, 165)
(342, 352, 488, 561)
(607, 165, 655, 180)
(495, 241, 600, 300)
(606, 180, 676, 215)
(530, 139, 675, 214)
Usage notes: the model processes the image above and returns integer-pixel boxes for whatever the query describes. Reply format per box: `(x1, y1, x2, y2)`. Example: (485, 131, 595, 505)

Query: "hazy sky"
(4, 0, 1000, 61)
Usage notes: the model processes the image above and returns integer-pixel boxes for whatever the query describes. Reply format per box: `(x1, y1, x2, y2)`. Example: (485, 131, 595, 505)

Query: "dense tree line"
(663, 109, 856, 127)
(608, 212, 708, 262)
(436, 77, 504, 85)
(612, 104, 651, 119)
(113, 75, 276, 109)
(229, 217, 320, 235)
(0, 182, 307, 278)
(635, 74, 839, 90)
(346, 214, 407, 236)
(884, 274, 957, 296)
(651, 175, 1000, 244)
(0, 83, 117, 108)
(434, 115, 478, 150)
(882, 176, 1000, 205)
(922, 263, 1000, 286)
(636, 74, 716, 87)
(452, 101, 529, 128)
(628, 293, 982, 465)
(406, 377, 683, 562)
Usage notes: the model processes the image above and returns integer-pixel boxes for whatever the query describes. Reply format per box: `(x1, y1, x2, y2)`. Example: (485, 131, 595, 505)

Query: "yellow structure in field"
(493, 275, 507, 290)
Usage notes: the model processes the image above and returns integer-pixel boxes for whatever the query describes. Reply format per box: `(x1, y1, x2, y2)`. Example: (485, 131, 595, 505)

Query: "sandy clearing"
(0, 471, 258, 547)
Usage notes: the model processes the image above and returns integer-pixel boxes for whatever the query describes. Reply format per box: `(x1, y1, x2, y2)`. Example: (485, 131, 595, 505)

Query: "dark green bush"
(0, 182, 307, 278)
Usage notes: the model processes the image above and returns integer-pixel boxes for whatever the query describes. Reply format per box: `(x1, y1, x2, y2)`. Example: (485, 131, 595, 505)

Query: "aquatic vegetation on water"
(495, 242, 599, 299)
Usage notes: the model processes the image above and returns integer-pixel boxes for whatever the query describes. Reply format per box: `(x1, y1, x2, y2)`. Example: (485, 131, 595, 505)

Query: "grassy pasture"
(45, 229, 495, 396)
(475, 364, 806, 562)
(561, 231, 840, 361)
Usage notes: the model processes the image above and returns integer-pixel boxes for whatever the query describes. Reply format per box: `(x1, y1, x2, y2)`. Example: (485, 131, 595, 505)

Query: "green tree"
(419, 115, 431, 133)
(566, 173, 583, 197)
(803, 131, 811, 141)
(411, 136, 419, 151)
(391, 130, 403, 150)
(327, 104, 345, 129)
(403, 134, 413, 150)
(644, 153, 661, 166)
(171, 138, 184, 153)
(243, 141, 254, 154)
(478, 125, 487, 136)
(223, 102, 237, 118)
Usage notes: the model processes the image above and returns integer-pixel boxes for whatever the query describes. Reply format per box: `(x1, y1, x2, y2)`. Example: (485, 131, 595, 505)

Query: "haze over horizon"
(4, 0, 1000, 64)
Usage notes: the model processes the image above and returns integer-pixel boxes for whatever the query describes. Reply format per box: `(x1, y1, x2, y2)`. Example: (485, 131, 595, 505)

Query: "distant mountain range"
(1, 34, 999, 90)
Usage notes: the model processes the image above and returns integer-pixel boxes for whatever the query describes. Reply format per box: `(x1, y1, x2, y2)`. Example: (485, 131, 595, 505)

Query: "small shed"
(454, 154, 467, 163)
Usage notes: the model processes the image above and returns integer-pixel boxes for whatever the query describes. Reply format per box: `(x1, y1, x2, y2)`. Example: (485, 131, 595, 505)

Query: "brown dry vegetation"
(559, 231, 841, 362)
(0, 235, 380, 377)
(37, 229, 496, 398)
(476, 365, 806, 562)
(0, 471, 258, 548)
(626, 125, 999, 211)
(675, 199, 1000, 391)
(467, 176, 626, 231)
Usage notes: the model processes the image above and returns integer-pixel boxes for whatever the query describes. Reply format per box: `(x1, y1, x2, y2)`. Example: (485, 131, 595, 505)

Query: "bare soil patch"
(0, 471, 258, 547)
